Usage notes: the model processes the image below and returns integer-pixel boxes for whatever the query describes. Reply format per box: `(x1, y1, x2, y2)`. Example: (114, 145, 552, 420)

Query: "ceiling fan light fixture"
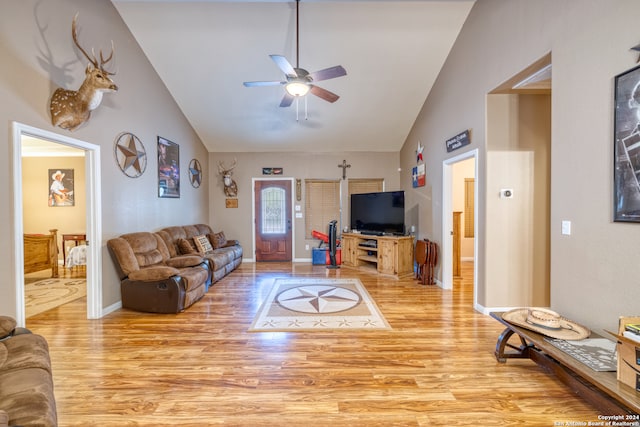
(285, 81, 310, 97)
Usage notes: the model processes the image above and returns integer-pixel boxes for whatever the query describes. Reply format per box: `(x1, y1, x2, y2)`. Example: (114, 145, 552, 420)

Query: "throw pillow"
(193, 234, 214, 254)
(177, 238, 196, 255)
(209, 231, 227, 249)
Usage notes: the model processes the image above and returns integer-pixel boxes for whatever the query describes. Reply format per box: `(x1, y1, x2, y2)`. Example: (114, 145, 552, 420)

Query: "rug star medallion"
(249, 278, 391, 332)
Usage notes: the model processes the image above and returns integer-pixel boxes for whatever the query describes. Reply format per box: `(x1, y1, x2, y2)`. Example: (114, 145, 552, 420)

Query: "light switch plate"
(561, 220, 571, 235)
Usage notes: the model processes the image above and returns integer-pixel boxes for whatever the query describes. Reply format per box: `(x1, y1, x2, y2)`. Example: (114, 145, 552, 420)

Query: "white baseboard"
(102, 301, 122, 316)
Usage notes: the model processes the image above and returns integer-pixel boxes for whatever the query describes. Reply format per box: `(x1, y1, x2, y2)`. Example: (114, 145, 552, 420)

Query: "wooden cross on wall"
(338, 159, 351, 180)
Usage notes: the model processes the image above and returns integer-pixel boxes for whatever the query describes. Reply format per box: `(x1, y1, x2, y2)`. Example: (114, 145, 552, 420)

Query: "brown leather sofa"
(157, 224, 242, 285)
(0, 316, 57, 427)
(107, 231, 211, 313)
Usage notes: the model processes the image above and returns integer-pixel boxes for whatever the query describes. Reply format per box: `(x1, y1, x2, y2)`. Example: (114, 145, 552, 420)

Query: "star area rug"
(249, 278, 391, 332)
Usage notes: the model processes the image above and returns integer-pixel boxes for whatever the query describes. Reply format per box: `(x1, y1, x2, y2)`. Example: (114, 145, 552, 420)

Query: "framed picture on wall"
(158, 136, 180, 198)
(48, 168, 74, 207)
(614, 65, 640, 222)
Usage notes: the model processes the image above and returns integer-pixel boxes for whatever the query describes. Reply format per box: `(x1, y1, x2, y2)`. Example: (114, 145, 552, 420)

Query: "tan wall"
(22, 155, 87, 262)
(210, 152, 400, 260)
(486, 94, 550, 307)
(401, 0, 640, 332)
(452, 158, 475, 259)
(0, 0, 209, 318)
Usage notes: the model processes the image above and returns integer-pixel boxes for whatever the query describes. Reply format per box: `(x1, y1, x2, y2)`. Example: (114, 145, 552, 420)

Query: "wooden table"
(490, 311, 640, 415)
(62, 233, 86, 267)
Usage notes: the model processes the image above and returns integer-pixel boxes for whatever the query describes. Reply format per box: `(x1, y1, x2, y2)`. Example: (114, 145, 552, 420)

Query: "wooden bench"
(490, 311, 640, 415)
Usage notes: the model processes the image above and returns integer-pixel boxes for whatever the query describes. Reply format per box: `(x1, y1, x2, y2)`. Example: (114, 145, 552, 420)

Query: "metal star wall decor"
(189, 158, 202, 188)
(114, 132, 146, 178)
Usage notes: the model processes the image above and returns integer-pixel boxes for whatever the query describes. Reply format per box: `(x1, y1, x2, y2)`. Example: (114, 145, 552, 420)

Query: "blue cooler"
(312, 248, 328, 265)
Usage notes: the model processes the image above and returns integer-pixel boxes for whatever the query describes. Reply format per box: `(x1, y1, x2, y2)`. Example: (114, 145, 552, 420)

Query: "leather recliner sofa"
(107, 231, 211, 313)
(157, 224, 242, 285)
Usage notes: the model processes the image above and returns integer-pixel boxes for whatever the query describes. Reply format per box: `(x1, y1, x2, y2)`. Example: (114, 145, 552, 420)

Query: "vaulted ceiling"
(112, 1, 475, 153)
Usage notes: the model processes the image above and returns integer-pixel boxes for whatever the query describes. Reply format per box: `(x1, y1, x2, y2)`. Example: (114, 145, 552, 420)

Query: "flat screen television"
(350, 190, 405, 236)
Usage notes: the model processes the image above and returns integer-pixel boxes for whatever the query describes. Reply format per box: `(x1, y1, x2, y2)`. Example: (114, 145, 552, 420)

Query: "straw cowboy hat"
(51, 170, 65, 180)
(502, 307, 590, 340)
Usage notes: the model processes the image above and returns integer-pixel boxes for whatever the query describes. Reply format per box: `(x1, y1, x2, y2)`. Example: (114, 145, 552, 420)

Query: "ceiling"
(111, 1, 475, 153)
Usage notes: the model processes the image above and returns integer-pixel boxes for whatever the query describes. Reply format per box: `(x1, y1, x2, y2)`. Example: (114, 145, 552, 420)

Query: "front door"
(255, 180, 292, 261)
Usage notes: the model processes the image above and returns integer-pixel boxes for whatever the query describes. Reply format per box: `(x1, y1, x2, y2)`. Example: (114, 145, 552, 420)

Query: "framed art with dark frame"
(157, 136, 180, 198)
(48, 168, 74, 207)
(614, 65, 640, 222)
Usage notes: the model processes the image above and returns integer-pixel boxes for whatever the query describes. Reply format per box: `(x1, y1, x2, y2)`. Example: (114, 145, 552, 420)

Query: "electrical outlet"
(305, 244, 309, 251)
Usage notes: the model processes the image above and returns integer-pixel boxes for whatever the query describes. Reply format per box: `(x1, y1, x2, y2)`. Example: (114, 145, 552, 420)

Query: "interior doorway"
(485, 54, 552, 309)
(253, 178, 294, 262)
(442, 149, 478, 307)
(12, 122, 102, 326)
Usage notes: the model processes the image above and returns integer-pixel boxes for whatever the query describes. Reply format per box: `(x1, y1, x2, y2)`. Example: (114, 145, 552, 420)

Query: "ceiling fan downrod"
(295, 0, 300, 69)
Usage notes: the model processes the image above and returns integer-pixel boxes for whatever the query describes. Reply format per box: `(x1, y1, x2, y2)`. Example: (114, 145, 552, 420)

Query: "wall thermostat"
(500, 188, 514, 199)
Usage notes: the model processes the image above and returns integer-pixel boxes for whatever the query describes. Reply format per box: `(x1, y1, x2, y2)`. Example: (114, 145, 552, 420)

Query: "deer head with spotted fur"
(49, 14, 118, 131)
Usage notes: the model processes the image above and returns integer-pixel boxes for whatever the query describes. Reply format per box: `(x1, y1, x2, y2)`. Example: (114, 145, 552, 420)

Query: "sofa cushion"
(183, 225, 203, 239)
(177, 238, 196, 255)
(179, 266, 210, 292)
(108, 232, 169, 276)
(0, 334, 51, 374)
(193, 235, 213, 254)
(208, 231, 227, 249)
(128, 266, 180, 282)
(0, 367, 57, 427)
(205, 248, 235, 270)
(165, 255, 203, 269)
(193, 224, 213, 236)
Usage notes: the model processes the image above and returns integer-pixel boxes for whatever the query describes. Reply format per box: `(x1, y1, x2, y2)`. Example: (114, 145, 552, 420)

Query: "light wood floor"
(25, 262, 600, 426)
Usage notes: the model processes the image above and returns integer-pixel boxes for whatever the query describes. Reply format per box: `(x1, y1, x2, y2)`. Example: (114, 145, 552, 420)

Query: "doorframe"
(441, 148, 478, 303)
(251, 177, 296, 263)
(12, 122, 102, 325)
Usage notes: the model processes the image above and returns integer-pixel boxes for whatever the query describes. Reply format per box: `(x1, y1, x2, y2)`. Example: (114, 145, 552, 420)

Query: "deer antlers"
(218, 159, 237, 175)
(71, 13, 115, 76)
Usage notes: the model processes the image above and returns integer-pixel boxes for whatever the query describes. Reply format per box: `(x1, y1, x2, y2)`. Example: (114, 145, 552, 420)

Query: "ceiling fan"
(243, 0, 347, 109)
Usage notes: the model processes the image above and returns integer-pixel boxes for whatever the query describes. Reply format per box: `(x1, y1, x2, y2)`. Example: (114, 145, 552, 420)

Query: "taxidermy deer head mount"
(49, 14, 118, 131)
(218, 159, 238, 197)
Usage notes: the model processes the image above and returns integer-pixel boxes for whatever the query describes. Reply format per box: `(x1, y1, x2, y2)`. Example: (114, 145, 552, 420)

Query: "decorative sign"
(262, 167, 283, 175)
(446, 130, 471, 152)
(226, 198, 238, 208)
(412, 164, 425, 188)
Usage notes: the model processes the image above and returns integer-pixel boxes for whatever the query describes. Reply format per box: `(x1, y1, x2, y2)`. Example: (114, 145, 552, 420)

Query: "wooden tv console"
(341, 233, 413, 279)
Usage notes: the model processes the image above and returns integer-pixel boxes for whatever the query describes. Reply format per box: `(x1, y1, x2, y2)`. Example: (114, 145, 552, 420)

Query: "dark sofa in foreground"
(0, 316, 57, 427)
(107, 224, 242, 313)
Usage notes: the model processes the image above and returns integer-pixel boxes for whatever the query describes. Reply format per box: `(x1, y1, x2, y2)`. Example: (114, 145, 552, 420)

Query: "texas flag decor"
(412, 164, 426, 188)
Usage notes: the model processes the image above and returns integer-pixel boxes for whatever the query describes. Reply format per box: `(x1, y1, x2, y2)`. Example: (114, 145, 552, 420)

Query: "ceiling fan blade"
(309, 85, 340, 103)
(308, 65, 347, 82)
(270, 55, 297, 78)
(243, 80, 285, 87)
(279, 93, 295, 108)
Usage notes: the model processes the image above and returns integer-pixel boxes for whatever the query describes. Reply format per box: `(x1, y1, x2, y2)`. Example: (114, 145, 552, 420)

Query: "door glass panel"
(261, 187, 286, 234)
